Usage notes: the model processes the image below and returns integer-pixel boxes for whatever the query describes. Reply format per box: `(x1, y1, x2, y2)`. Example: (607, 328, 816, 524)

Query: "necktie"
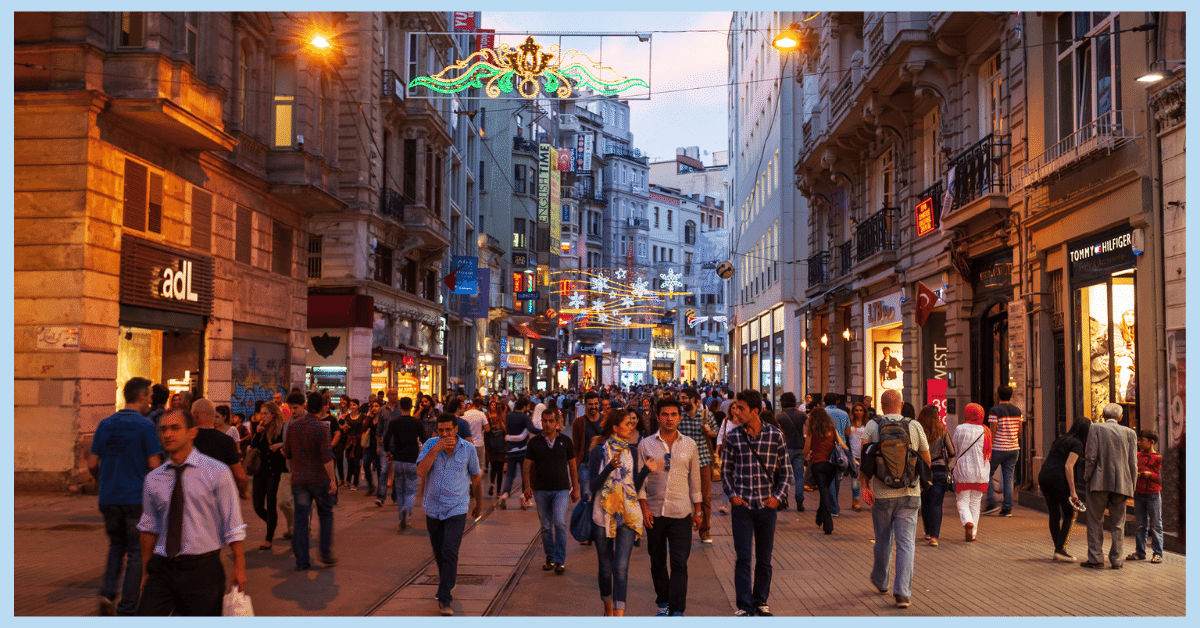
(166, 465, 186, 558)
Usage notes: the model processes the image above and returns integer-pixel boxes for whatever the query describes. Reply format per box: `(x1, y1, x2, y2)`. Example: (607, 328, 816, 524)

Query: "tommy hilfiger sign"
(120, 235, 214, 317)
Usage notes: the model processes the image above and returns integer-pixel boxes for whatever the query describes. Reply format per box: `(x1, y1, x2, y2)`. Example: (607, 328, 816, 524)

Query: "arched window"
(685, 220, 696, 245)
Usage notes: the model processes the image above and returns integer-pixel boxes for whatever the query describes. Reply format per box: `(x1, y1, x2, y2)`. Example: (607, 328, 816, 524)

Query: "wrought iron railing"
(807, 251, 829, 287)
(380, 187, 405, 221)
(855, 208, 898, 262)
(945, 134, 1006, 213)
(382, 70, 405, 103)
(837, 240, 853, 276)
(1012, 109, 1138, 190)
(513, 137, 538, 153)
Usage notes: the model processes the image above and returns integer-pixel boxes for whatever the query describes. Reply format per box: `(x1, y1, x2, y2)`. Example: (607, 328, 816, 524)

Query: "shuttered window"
(146, 173, 163, 233)
(122, 159, 147, 230)
(272, 221, 293, 277)
(235, 206, 253, 264)
(190, 188, 212, 252)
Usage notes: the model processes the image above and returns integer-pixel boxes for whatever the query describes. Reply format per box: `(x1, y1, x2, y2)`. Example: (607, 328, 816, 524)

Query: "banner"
(461, 267, 490, 319)
(448, 255, 478, 295)
(477, 28, 495, 51)
(550, 147, 561, 256)
(557, 149, 572, 171)
(582, 133, 594, 171)
(453, 12, 475, 31)
(538, 144, 552, 228)
(695, 229, 728, 293)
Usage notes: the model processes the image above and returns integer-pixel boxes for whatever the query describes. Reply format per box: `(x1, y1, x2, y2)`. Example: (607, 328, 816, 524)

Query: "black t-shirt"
(382, 415, 426, 463)
(775, 408, 806, 450)
(1039, 436, 1085, 484)
(194, 428, 241, 467)
(524, 434, 575, 491)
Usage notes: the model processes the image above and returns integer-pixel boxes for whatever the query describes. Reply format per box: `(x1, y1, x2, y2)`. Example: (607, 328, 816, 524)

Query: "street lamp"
(309, 34, 332, 50)
(772, 28, 801, 52)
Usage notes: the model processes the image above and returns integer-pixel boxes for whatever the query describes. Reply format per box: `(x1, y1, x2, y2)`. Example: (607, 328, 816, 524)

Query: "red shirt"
(1135, 451, 1162, 494)
(282, 413, 333, 484)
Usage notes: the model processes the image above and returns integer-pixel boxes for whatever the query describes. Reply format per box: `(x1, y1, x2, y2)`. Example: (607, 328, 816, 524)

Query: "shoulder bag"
(243, 446, 262, 476)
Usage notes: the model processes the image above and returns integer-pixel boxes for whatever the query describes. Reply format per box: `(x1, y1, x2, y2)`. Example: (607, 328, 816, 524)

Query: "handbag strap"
(740, 426, 781, 482)
(947, 432, 983, 472)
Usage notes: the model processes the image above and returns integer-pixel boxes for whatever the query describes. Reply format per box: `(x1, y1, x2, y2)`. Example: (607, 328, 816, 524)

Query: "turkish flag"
(915, 281, 939, 327)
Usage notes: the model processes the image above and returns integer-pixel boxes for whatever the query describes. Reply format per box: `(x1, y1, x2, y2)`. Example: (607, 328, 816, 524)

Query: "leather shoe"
(1110, 563, 1124, 569)
(1080, 561, 1105, 569)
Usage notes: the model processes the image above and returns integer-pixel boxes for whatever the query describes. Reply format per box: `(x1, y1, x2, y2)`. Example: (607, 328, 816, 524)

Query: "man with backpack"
(860, 389, 930, 609)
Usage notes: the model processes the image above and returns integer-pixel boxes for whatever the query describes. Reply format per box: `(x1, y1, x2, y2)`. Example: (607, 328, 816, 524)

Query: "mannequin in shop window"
(1088, 317, 1111, 420)
(1115, 310, 1136, 403)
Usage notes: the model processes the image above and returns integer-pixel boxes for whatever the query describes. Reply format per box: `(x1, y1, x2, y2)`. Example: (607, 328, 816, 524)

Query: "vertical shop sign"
(1007, 298, 1027, 409)
(582, 133, 594, 171)
(1166, 329, 1185, 444)
(927, 378, 948, 425)
(550, 147, 561, 255)
(538, 144, 552, 227)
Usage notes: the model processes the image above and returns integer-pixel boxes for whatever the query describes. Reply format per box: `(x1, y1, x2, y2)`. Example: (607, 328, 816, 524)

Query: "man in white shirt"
(638, 398, 703, 617)
(463, 397, 490, 469)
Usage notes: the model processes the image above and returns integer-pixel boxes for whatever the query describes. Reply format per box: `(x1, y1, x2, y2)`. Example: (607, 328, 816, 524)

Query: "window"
(638, 242, 647, 259)
(235, 43, 250, 130)
(122, 159, 162, 234)
(513, 218, 526, 249)
(307, 235, 322, 279)
(374, 245, 394, 285)
(684, 252, 692, 275)
(873, 148, 894, 208)
(404, 139, 418, 201)
(980, 52, 1004, 139)
(118, 12, 145, 48)
(272, 58, 295, 148)
(685, 220, 696, 244)
(423, 269, 438, 301)
(401, 258, 417, 293)
(654, 207, 660, 228)
(235, 206, 252, 264)
(184, 13, 199, 67)
(407, 33, 420, 96)
(667, 209, 673, 231)
(514, 164, 527, 194)
(1056, 12, 1119, 141)
(190, 188, 212, 252)
(923, 108, 942, 188)
(318, 76, 329, 156)
(653, 245, 658, 262)
(272, 222, 293, 277)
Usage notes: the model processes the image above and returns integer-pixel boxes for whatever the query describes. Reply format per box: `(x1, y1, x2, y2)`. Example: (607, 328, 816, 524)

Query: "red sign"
(557, 149, 572, 171)
(477, 28, 495, 50)
(927, 378, 948, 425)
(915, 197, 936, 238)
(453, 12, 475, 31)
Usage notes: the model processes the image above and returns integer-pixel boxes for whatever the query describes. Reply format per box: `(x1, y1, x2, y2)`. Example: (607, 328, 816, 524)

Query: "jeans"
(391, 461, 419, 519)
(427, 514, 467, 604)
(361, 447, 379, 490)
(731, 504, 777, 613)
(987, 449, 1019, 510)
(830, 470, 842, 515)
(99, 503, 143, 615)
(787, 449, 806, 506)
(646, 515, 693, 614)
(1040, 476, 1077, 553)
(534, 489, 570, 564)
(251, 471, 281, 542)
(377, 447, 392, 502)
(595, 525, 636, 610)
(291, 480, 335, 567)
(812, 461, 836, 533)
(870, 494, 920, 598)
(1134, 492, 1164, 558)
(920, 470, 949, 539)
(577, 463, 591, 501)
(501, 454, 525, 498)
(850, 460, 862, 499)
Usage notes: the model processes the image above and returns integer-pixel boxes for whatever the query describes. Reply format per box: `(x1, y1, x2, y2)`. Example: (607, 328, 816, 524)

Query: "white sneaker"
(719, 505, 729, 515)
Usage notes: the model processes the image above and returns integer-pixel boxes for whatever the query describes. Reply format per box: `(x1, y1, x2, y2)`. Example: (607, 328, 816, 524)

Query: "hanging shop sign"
(452, 12, 475, 31)
(703, 343, 723, 353)
(120, 235, 213, 317)
(620, 358, 648, 371)
(863, 291, 902, 330)
(512, 251, 530, 268)
(651, 349, 676, 360)
(409, 36, 649, 99)
(914, 197, 938, 238)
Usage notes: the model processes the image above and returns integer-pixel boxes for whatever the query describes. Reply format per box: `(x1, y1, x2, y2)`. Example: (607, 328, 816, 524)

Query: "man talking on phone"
(417, 413, 483, 616)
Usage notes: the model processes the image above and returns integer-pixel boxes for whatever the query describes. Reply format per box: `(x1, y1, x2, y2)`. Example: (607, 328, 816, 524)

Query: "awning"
(505, 362, 532, 372)
(509, 323, 541, 339)
(422, 353, 447, 366)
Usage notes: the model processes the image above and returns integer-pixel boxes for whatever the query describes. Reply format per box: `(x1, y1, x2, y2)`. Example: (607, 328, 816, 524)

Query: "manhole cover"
(421, 574, 491, 586)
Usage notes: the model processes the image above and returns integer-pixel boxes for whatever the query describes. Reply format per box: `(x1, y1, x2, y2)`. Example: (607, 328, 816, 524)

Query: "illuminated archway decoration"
(552, 268, 691, 331)
(409, 36, 649, 99)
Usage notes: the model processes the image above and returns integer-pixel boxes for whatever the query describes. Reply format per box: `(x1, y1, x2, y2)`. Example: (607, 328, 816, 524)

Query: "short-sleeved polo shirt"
(418, 438, 481, 519)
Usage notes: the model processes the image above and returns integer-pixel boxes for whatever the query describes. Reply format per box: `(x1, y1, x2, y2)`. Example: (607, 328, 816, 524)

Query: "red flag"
(915, 281, 939, 327)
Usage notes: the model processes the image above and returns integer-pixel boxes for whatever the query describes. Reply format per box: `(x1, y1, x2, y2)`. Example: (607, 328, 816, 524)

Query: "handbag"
(830, 441, 850, 472)
(243, 447, 261, 476)
(569, 495, 595, 542)
(222, 588, 254, 616)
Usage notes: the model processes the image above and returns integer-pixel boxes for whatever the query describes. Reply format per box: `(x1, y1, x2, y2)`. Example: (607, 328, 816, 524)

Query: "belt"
(156, 550, 221, 563)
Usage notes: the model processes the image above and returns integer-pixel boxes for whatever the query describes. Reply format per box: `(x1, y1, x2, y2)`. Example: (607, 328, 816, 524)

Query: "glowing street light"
(772, 29, 801, 52)
(309, 34, 332, 50)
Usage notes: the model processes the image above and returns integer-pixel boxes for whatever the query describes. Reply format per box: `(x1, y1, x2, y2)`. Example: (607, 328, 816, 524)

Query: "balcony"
(382, 69, 405, 108)
(836, 240, 853, 278)
(380, 187, 405, 222)
(400, 203, 450, 255)
(267, 150, 344, 214)
(807, 251, 830, 289)
(586, 231, 603, 245)
(941, 134, 1010, 232)
(513, 137, 539, 154)
(627, 217, 650, 230)
(853, 208, 899, 273)
(1012, 109, 1139, 191)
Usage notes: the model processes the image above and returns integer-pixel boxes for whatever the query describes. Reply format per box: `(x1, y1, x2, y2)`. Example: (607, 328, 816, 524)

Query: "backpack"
(863, 417, 918, 489)
(485, 426, 507, 454)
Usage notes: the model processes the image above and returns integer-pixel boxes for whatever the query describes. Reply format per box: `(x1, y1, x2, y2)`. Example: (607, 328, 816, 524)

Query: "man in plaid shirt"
(678, 387, 718, 544)
(720, 389, 791, 617)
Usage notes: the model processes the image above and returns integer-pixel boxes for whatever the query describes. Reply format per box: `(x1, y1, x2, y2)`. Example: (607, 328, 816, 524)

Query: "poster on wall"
(1007, 298, 1027, 410)
(875, 342, 903, 399)
(1166, 329, 1185, 446)
(927, 378, 948, 425)
(231, 341, 288, 419)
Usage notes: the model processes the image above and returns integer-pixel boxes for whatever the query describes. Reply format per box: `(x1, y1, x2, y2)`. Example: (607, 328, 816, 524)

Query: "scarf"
(963, 403, 992, 460)
(598, 436, 643, 538)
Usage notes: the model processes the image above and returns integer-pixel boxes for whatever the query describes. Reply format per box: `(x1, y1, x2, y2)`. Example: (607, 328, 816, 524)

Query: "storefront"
(116, 235, 213, 409)
(1068, 226, 1141, 429)
(421, 354, 446, 397)
(620, 357, 648, 387)
(862, 291, 903, 410)
(970, 250, 1016, 411)
(917, 277, 950, 423)
(306, 328, 349, 399)
(504, 352, 531, 391)
(651, 349, 676, 384)
(701, 343, 722, 382)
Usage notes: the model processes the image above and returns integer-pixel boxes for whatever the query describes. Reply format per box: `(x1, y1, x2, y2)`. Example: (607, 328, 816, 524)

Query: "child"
(1128, 430, 1164, 563)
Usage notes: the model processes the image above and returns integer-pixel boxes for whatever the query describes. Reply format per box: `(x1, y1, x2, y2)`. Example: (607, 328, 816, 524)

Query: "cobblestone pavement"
(15, 481, 1186, 616)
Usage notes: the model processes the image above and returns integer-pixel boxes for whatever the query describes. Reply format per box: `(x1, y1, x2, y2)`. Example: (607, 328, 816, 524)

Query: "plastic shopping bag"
(222, 588, 255, 616)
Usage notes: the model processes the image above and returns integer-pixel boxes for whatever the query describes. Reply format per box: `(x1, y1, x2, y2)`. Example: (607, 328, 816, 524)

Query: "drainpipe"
(1143, 12, 1170, 445)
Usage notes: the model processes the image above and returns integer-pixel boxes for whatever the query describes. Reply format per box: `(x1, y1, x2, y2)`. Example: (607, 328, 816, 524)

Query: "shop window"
(122, 159, 163, 234)
(1074, 270, 1137, 424)
(235, 206, 252, 264)
(272, 221, 293, 277)
(117, 12, 145, 48)
(190, 188, 212, 252)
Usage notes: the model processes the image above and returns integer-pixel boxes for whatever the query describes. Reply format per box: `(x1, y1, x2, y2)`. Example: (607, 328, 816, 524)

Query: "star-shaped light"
(614, 268, 628, 279)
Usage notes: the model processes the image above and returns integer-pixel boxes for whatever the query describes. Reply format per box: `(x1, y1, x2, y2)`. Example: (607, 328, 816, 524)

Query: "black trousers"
(1040, 474, 1078, 552)
(645, 515, 693, 613)
(137, 551, 224, 616)
(252, 471, 281, 542)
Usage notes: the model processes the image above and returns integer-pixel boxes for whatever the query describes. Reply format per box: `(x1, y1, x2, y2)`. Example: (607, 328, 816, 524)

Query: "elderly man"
(1080, 403, 1139, 569)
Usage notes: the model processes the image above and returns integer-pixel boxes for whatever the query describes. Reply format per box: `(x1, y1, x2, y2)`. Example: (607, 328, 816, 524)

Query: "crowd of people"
(88, 374, 1162, 616)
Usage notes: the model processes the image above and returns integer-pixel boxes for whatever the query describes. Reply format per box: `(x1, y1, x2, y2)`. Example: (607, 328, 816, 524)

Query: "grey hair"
(1101, 403, 1124, 421)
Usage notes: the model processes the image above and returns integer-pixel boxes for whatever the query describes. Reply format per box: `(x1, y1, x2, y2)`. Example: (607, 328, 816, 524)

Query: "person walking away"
(860, 389, 930, 609)
(360, 400, 380, 495)
(984, 385, 1024, 516)
(382, 396, 425, 530)
(464, 397, 490, 470)
(1037, 418, 1091, 561)
(500, 397, 539, 510)
(721, 389, 791, 616)
(917, 405, 955, 546)
(249, 402, 288, 550)
(847, 402, 870, 510)
(589, 409, 657, 616)
(803, 406, 843, 535)
(416, 414, 484, 616)
(375, 389, 403, 506)
(88, 377, 162, 615)
(1129, 430, 1164, 563)
(1081, 403, 1138, 569)
(485, 402, 508, 496)
(952, 403, 991, 541)
(145, 384, 169, 426)
(282, 391, 338, 570)
(823, 393, 850, 516)
(277, 394, 304, 540)
(190, 398, 249, 500)
(523, 407, 579, 574)
(678, 388, 719, 543)
(136, 410, 246, 615)
(639, 399, 703, 616)
(775, 392, 807, 514)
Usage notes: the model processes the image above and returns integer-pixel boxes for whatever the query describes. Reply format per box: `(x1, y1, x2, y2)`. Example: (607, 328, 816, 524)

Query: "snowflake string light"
(592, 299, 606, 312)
(631, 278, 650, 298)
(590, 275, 609, 293)
(569, 292, 587, 310)
(618, 316, 631, 327)
(659, 268, 684, 293)
(598, 311, 610, 324)
(621, 296, 635, 308)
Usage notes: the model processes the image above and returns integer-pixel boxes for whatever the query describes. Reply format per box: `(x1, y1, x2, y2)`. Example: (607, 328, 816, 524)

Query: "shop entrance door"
(975, 302, 1010, 411)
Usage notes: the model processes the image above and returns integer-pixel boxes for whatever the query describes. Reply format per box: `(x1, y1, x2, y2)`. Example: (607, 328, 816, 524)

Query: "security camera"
(296, 134, 305, 150)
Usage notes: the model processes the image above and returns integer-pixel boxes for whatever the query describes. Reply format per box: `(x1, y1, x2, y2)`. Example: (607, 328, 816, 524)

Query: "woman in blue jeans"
(803, 407, 842, 534)
(917, 405, 955, 546)
(588, 409, 657, 616)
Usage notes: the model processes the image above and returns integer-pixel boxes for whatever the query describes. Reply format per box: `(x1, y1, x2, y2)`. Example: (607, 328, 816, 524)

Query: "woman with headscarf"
(588, 409, 659, 616)
(1037, 418, 1091, 561)
(951, 403, 992, 542)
